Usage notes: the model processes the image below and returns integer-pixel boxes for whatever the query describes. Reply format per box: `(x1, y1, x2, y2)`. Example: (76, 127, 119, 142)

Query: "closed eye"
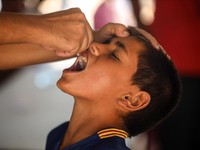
(112, 52, 119, 60)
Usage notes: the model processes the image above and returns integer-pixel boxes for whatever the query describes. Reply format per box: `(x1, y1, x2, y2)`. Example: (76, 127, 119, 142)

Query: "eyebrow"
(115, 41, 128, 54)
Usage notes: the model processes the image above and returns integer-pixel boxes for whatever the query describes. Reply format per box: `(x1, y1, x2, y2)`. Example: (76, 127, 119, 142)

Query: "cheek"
(85, 69, 111, 90)
(75, 67, 114, 96)
(56, 61, 132, 99)
(86, 69, 123, 95)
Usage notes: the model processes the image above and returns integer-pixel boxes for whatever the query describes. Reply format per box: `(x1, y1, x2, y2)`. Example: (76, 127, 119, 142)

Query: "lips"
(64, 51, 88, 72)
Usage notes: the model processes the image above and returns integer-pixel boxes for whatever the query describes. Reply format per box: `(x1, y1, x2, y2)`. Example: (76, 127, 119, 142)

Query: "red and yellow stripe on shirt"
(98, 128, 129, 139)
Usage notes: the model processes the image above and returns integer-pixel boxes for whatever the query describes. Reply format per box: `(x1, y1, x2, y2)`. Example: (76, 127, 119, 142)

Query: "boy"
(46, 27, 181, 150)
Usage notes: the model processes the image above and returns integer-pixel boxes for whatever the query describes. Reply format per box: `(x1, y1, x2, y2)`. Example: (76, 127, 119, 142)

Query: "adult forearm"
(0, 43, 67, 70)
(0, 12, 41, 44)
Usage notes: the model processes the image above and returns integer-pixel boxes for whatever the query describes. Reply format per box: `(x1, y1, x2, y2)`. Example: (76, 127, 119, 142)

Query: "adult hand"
(38, 8, 93, 57)
(55, 22, 130, 56)
(93, 23, 129, 43)
(135, 27, 170, 59)
(40, 16, 129, 57)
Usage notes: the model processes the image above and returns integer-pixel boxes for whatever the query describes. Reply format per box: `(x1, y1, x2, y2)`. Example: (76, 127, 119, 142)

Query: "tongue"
(67, 56, 87, 71)
(65, 52, 88, 72)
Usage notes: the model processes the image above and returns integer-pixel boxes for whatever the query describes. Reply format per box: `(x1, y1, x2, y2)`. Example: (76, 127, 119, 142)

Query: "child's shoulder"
(46, 121, 69, 149)
(49, 121, 69, 136)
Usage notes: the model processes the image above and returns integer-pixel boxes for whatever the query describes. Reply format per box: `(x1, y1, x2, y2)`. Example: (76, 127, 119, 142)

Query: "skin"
(135, 27, 170, 59)
(58, 37, 139, 98)
(0, 21, 129, 70)
(0, 8, 130, 57)
(0, 7, 164, 70)
(57, 36, 151, 149)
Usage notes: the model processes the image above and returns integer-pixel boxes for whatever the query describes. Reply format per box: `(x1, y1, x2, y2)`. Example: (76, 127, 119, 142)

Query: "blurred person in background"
(1, 0, 25, 12)
(131, 0, 200, 149)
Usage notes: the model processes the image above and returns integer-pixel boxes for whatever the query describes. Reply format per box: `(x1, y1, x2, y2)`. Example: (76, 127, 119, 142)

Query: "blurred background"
(0, 0, 199, 150)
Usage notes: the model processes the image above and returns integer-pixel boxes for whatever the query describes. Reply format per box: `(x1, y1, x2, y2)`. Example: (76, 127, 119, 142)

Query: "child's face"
(57, 36, 144, 102)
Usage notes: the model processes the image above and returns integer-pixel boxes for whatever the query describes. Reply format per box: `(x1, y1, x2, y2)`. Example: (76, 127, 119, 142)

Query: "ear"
(118, 92, 151, 112)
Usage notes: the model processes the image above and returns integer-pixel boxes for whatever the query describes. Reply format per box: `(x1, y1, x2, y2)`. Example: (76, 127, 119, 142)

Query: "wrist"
(17, 14, 45, 45)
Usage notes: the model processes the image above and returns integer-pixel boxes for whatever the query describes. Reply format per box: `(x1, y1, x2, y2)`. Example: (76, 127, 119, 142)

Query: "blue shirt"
(46, 122, 130, 150)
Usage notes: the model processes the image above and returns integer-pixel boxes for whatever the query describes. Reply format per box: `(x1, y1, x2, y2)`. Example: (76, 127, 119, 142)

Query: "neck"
(59, 97, 122, 150)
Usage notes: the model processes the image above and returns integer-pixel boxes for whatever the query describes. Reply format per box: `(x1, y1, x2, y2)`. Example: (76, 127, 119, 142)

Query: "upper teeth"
(78, 56, 87, 69)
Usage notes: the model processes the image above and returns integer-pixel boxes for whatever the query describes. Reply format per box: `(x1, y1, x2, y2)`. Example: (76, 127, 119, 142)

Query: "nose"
(89, 42, 101, 56)
(89, 42, 109, 56)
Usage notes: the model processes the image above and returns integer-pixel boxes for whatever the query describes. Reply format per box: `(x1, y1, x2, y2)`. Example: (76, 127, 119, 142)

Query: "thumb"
(109, 23, 129, 37)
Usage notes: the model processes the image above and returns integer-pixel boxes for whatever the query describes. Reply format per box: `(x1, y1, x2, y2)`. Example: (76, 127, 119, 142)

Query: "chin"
(56, 78, 69, 94)
(56, 78, 79, 97)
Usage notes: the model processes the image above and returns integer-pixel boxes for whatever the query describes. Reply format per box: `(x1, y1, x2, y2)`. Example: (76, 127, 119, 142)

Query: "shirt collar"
(97, 128, 129, 139)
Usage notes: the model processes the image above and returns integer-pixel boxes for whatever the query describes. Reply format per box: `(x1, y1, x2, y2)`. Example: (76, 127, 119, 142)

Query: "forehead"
(111, 36, 145, 54)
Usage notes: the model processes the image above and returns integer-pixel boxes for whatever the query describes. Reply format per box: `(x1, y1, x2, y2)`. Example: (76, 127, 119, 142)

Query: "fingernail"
(167, 54, 171, 60)
(123, 31, 129, 35)
(156, 44, 160, 49)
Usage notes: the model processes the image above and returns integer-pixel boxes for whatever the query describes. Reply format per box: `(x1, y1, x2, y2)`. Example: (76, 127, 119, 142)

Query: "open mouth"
(64, 51, 88, 72)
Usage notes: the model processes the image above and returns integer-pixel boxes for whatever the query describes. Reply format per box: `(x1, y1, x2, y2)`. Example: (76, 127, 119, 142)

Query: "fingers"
(106, 23, 130, 37)
(54, 50, 74, 57)
(135, 27, 171, 60)
(93, 23, 130, 43)
(40, 8, 93, 58)
(110, 23, 130, 37)
(135, 27, 159, 49)
(157, 44, 171, 59)
(54, 29, 92, 57)
(54, 43, 80, 57)
(54, 50, 68, 57)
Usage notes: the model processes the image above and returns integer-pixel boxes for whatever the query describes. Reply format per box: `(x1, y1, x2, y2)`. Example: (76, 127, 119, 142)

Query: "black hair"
(123, 27, 182, 137)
